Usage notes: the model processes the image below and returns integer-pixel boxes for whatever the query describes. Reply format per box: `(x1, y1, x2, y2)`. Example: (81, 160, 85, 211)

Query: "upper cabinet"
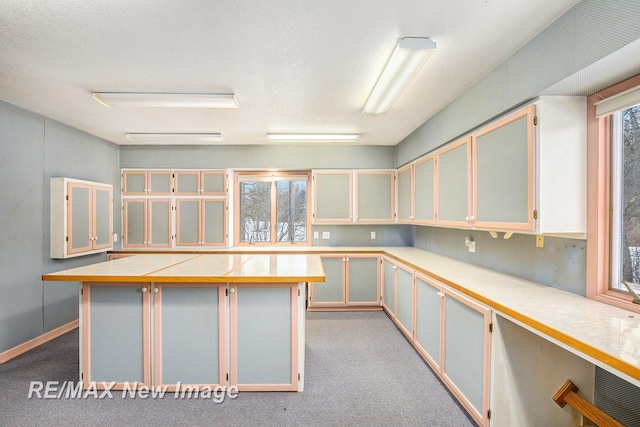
(397, 165, 413, 223)
(122, 170, 173, 195)
(174, 170, 226, 196)
(436, 137, 472, 228)
(312, 170, 353, 223)
(410, 96, 586, 235)
(355, 171, 395, 223)
(414, 155, 436, 224)
(473, 106, 534, 231)
(313, 170, 395, 224)
(50, 177, 113, 259)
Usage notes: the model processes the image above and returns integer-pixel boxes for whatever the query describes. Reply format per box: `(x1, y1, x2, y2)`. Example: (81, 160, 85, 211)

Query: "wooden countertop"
(42, 253, 326, 283)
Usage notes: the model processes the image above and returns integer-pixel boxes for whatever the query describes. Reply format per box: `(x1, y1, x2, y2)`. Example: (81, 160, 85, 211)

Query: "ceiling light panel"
(126, 133, 225, 144)
(362, 37, 437, 117)
(93, 93, 238, 108)
(266, 133, 360, 143)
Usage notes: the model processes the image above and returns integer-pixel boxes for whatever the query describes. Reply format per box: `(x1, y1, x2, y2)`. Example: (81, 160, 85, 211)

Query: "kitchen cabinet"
(414, 272, 442, 372)
(431, 96, 585, 234)
(153, 285, 226, 389)
(382, 257, 491, 427)
(312, 170, 353, 223)
(123, 198, 172, 248)
(414, 155, 436, 224)
(81, 279, 303, 392)
(309, 254, 380, 309)
(81, 283, 151, 388)
(442, 287, 491, 427)
(122, 170, 173, 195)
(309, 255, 345, 307)
(395, 262, 414, 339)
(175, 199, 227, 246)
(396, 165, 413, 223)
(174, 170, 226, 196)
(473, 105, 534, 230)
(354, 170, 395, 223)
(50, 177, 113, 259)
(229, 284, 302, 391)
(382, 257, 396, 316)
(436, 136, 472, 228)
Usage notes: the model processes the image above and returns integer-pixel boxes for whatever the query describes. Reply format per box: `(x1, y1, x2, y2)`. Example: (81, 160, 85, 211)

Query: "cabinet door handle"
(141, 287, 148, 293)
(229, 288, 235, 293)
(153, 287, 159, 293)
(436, 291, 444, 298)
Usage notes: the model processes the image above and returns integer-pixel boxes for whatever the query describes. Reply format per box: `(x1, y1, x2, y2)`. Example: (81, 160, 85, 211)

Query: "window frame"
(587, 73, 640, 313)
(233, 170, 312, 247)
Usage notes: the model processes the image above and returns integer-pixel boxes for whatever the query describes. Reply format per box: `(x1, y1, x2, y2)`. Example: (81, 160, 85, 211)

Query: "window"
(235, 171, 311, 245)
(610, 105, 640, 291)
(587, 74, 640, 312)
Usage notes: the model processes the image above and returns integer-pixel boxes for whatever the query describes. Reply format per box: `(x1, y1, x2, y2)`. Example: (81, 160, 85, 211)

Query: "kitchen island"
(42, 253, 325, 392)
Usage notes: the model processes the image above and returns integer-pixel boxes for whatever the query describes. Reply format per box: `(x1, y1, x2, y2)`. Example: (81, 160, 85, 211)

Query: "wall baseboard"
(0, 320, 79, 364)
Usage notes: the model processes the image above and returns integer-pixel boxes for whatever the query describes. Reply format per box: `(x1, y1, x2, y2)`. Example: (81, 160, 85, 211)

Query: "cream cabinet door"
(312, 170, 353, 223)
(437, 137, 472, 227)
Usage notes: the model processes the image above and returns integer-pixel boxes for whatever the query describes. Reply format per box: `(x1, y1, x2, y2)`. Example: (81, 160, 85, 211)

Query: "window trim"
(233, 170, 312, 247)
(587, 73, 640, 313)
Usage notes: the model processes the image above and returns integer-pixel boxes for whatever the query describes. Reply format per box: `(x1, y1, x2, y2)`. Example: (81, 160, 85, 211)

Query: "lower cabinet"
(384, 262, 492, 427)
(308, 254, 380, 310)
(81, 282, 303, 391)
(381, 256, 414, 339)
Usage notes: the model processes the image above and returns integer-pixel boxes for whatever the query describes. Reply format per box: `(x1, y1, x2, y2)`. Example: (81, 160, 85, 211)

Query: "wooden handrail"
(552, 380, 624, 427)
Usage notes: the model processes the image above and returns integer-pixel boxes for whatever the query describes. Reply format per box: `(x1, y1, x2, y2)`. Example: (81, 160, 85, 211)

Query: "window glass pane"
(239, 181, 271, 243)
(275, 180, 307, 242)
(612, 104, 640, 289)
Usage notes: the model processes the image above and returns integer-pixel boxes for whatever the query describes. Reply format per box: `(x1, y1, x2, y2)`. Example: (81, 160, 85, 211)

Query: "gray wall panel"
(0, 99, 119, 354)
(0, 101, 46, 351)
(413, 226, 586, 296)
(120, 145, 394, 169)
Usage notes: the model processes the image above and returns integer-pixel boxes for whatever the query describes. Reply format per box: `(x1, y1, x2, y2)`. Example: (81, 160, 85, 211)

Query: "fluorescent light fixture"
(93, 92, 238, 108)
(266, 133, 359, 143)
(362, 37, 437, 116)
(126, 133, 225, 144)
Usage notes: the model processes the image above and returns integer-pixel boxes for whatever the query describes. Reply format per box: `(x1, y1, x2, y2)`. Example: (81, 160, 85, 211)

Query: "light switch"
(113, 233, 118, 242)
(322, 231, 330, 239)
(371, 231, 376, 239)
(313, 231, 319, 239)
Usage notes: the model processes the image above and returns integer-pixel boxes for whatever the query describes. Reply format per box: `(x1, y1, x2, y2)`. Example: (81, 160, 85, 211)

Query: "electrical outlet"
(313, 231, 319, 239)
(113, 233, 118, 243)
(468, 241, 476, 253)
(371, 231, 376, 239)
(465, 237, 470, 247)
(322, 231, 330, 239)
(536, 234, 544, 248)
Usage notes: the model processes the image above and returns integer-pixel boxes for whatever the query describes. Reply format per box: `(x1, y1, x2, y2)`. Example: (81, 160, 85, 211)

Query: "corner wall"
(0, 99, 120, 353)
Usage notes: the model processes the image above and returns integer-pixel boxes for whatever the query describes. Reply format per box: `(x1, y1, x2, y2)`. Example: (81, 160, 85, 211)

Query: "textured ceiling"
(0, 0, 579, 146)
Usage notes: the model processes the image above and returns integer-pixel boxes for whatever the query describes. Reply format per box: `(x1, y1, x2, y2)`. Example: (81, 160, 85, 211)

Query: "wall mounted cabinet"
(313, 170, 395, 224)
(436, 137, 472, 228)
(122, 169, 228, 248)
(50, 177, 113, 258)
(397, 157, 435, 224)
(355, 171, 395, 223)
(174, 170, 227, 196)
(397, 165, 413, 223)
(312, 170, 353, 223)
(123, 198, 172, 248)
(122, 170, 173, 196)
(308, 254, 380, 310)
(176, 199, 227, 246)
